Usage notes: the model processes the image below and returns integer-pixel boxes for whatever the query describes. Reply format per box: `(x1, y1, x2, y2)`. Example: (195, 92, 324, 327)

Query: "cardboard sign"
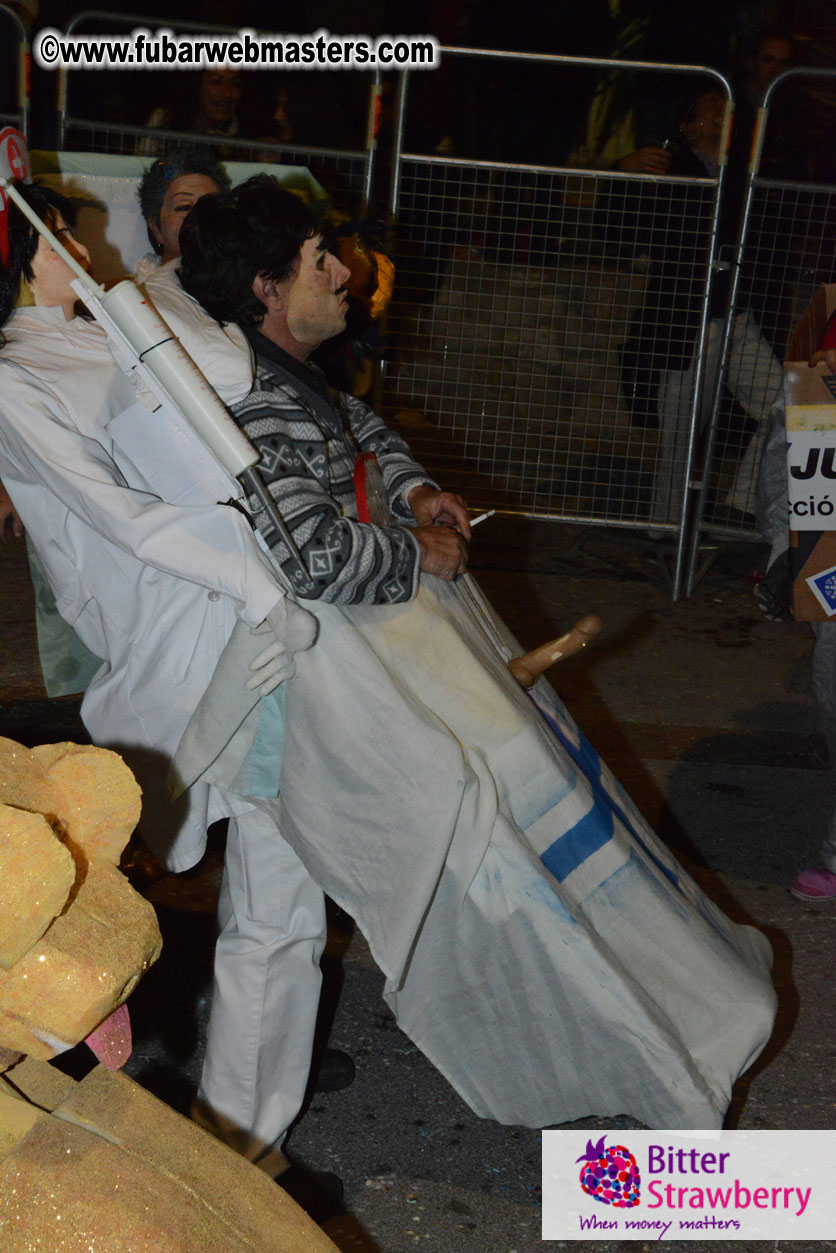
(785, 285, 836, 620)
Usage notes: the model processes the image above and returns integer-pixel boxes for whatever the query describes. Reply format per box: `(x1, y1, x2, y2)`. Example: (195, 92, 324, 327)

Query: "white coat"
(0, 305, 283, 870)
(140, 259, 255, 408)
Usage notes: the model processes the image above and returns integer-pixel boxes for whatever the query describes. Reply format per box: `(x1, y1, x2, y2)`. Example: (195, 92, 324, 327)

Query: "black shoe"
(310, 1047, 355, 1094)
(278, 1161, 345, 1223)
(753, 550, 793, 622)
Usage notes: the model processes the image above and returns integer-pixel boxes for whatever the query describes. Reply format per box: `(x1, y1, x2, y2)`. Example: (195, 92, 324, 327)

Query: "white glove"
(245, 597, 318, 696)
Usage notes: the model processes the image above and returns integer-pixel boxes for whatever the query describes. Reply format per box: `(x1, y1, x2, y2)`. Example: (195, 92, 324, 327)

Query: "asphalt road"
(3, 519, 835, 1252)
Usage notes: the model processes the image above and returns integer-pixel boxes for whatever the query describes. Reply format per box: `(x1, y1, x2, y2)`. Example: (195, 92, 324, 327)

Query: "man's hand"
(617, 146, 672, 175)
(246, 597, 318, 697)
(0, 483, 23, 544)
(414, 524, 468, 580)
(408, 484, 472, 540)
(810, 349, 836, 372)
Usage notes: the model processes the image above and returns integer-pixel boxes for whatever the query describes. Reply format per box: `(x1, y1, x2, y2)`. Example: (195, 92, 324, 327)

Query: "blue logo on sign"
(809, 565, 836, 612)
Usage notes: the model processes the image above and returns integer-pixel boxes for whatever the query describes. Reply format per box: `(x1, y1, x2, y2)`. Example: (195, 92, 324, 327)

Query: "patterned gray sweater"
(232, 342, 435, 603)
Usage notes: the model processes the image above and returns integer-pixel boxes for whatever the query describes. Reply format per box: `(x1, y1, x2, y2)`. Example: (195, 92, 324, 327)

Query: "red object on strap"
(822, 309, 836, 353)
(354, 451, 392, 525)
(0, 127, 31, 267)
(0, 185, 8, 268)
(354, 452, 376, 522)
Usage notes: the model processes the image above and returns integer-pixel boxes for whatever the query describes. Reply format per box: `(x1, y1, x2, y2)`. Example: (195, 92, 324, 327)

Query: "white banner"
(543, 1130, 836, 1241)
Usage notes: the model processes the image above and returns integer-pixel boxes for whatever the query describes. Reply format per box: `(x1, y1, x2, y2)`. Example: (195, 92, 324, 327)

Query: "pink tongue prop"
(84, 1003, 132, 1069)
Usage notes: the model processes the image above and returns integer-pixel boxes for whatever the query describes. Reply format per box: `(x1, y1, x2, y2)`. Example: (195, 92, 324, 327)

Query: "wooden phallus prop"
(508, 614, 602, 688)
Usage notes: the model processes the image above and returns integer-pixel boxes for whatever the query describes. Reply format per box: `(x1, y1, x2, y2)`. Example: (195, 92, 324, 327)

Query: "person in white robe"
(0, 180, 337, 1183)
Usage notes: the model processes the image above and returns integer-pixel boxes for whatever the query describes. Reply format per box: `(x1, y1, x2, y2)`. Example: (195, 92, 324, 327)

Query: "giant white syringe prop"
(0, 175, 311, 586)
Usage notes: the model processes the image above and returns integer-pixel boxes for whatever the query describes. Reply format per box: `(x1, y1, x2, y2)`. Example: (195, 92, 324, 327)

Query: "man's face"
(682, 92, 725, 159)
(151, 173, 220, 263)
(284, 236, 351, 351)
(199, 70, 242, 127)
(752, 37, 793, 94)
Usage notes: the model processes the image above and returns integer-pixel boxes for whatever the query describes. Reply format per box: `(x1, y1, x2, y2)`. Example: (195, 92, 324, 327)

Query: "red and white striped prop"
(0, 127, 31, 266)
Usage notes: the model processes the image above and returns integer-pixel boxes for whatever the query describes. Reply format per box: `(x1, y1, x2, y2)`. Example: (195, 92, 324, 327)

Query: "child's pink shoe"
(791, 866, 836, 901)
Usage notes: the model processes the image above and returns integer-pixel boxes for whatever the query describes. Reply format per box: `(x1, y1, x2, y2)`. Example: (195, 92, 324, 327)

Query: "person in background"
(618, 87, 783, 528)
(615, 28, 798, 178)
(255, 80, 294, 147)
(734, 29, 807, 184)
(137, 146, 231, 272)
(135, 147, 255, 407)
(250, 80, 297, 166)
(137, 69, 245, 158)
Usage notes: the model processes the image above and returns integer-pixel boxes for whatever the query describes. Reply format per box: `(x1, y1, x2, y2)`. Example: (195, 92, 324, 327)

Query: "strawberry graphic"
(577, 1136, 641, 1208)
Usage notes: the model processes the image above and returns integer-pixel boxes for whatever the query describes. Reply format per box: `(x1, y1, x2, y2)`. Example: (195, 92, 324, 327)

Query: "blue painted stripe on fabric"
(541, 786, 615, 882)
(536, 704, 681, 892)
(244, 684, 286, 797)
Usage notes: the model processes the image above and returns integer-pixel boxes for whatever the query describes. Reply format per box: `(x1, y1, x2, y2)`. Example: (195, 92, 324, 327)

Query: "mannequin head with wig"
(0, 183, 88, 329)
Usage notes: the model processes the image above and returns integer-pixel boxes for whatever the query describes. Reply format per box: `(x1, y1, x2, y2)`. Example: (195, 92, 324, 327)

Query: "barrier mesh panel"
(382, 156, 717, 528)
(63, 120, 370, 215)
(0, 3, 25, 137)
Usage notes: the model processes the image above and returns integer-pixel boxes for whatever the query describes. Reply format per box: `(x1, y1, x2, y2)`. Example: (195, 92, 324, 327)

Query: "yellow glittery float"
(0, 738, 337, 1252)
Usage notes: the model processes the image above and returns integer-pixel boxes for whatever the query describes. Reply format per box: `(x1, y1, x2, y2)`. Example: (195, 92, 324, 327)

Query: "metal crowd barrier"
(46, 22, 826, 600)
(383, 47, 732, 597)
(57, 118, 374, 215)
(0, 3, 30, 142)
(56, 10, 379, 214)
(688, 66, 836, 594)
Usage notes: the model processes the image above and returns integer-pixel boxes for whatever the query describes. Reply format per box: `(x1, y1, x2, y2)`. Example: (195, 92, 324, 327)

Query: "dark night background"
(8, 1, 835, 172)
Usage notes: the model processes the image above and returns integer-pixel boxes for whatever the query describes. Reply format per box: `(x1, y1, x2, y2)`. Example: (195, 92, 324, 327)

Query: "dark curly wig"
(178, 174, 318, 328)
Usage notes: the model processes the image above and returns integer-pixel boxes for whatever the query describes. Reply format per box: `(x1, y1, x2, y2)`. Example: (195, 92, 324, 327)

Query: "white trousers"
(653, 313, 784, 524)
(194, 797, 327, 1173)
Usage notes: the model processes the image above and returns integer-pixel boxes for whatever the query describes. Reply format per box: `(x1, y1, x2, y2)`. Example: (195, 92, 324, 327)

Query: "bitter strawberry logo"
(577, 1136, 641, 1208)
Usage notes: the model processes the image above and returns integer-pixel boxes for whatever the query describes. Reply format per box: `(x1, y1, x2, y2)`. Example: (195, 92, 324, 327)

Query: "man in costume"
(173, 175, 777, 1133)
(178, 174, 471, 599)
